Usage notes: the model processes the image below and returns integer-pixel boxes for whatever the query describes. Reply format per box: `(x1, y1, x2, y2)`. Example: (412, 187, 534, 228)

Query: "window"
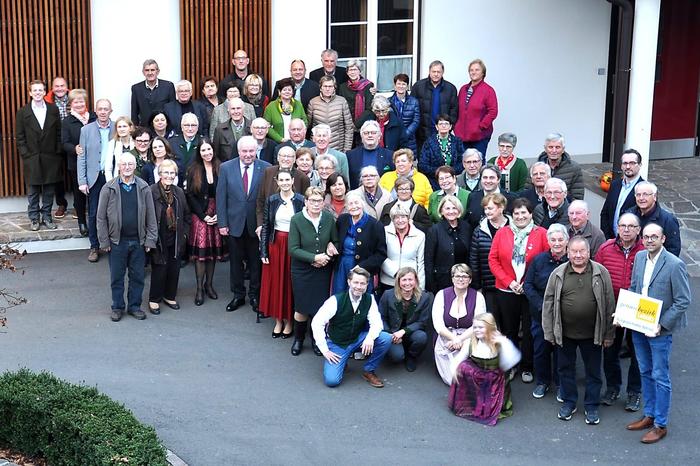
(329, 0, 419, 91)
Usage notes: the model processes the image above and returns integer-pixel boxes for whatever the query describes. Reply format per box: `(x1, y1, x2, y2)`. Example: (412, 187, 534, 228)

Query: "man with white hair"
(311, 124, 349, 180)
(456, 148, 483, 192)
(346, 120, 394, 189)
(533, 178, 570, 229)
(274, 118, 313, 158)
(568, 200, 606, 256)
(350, 165, 393, 219)
(309, 48, 348, 86)
(96, 152, 157, 322)
(530, 133, 584, 200)
(517, 161, 551, 209)
(168, 113, 202, 179)
(163, 79, 209, 136)
(629, 181, 681, 257)
(212, 97, 251, 160)
(238, 117, 275, 164)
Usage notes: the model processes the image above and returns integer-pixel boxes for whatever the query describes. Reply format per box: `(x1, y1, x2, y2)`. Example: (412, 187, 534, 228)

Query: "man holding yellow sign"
(625, 223, 691, 444)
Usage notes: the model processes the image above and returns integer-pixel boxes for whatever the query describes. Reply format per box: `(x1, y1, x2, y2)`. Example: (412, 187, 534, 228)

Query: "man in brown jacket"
(542, 235, 615, 425)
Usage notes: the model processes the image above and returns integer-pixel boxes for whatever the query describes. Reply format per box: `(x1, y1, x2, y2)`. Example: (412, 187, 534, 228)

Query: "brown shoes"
(641, 427, 667, 444)
(626, 416, 654, 431)
(362, 371, 384, 388)
(55, 205, 66, 218)
(88, 248, 99, 262)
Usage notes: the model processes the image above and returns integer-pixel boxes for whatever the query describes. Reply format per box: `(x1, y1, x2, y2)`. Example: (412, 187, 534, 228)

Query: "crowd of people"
(15, 49, 691, 439)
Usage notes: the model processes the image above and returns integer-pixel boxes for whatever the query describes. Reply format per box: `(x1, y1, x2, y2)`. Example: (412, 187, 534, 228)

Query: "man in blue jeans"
(97, 153, 157, 322)
(626, 223, 691, 443)
(311, 267, 392, 388)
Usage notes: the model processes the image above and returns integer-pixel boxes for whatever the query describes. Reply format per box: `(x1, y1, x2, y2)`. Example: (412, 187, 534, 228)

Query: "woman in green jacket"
(487, 133, 528, 193)
(263, 77, 308, 143)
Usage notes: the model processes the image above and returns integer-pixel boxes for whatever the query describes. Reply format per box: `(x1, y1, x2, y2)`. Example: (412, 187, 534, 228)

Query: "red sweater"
(453, 80, 498, 142)
(488, 226, 549, 290)
(594, 238, 644, 299)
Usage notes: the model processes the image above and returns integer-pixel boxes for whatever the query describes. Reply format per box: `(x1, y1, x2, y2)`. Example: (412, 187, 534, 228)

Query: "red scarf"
(377, 114, 389, 148)
(496, 154, 515, 171)
(347, 78, 372, 120)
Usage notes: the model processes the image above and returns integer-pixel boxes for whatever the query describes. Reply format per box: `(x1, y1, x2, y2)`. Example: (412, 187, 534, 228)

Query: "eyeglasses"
(437, 122, 451, 127)
(182, 123, 198, 128)
(438, 176, 454, 182)
(362, 130, 379, 135)
(464, 160, 481, 165)
(622, 161, 638, 166)
(234, 55, 248, 60)
(278, 154, 295, 159)
(135, 139, 151, 144)
(498, 144, 514, 149)
(307, 198, 324, 204)
(642, 235, 661, 241)
(544, 190, 563, 196)
(635, 192, 654, 198)
(618, 224, 640, 230)
(452, 274, 471, 280)
(397, 187, 412, 192)
(361, 174, 378, 178)
(160, 171, 177, 176)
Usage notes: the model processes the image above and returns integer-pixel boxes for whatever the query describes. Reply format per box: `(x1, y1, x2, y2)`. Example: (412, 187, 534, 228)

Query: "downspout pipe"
(607, 0, 634, 180)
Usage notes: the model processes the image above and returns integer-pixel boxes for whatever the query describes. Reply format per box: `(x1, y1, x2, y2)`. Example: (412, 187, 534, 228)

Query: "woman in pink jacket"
(454, 59, 498, 163)
(488, 198, 548, 383)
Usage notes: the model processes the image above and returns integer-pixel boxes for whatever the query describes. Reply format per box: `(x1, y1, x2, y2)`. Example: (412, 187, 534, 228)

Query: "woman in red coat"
(488, 198, 548, 383)
(454, 59, 498, 162)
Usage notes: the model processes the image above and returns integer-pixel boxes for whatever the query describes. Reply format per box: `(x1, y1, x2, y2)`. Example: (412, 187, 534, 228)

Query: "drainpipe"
(606, 0, 634, 180)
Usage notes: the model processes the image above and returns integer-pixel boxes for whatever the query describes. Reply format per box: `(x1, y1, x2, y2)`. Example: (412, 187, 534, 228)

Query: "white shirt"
(311, 293, 382, 354)
(432, 289, 486, 337)
(274, 198, 295, 232)
(239, 160, 253, 194)
(31, 100, 47, 129)
(641, 248, 663, 296)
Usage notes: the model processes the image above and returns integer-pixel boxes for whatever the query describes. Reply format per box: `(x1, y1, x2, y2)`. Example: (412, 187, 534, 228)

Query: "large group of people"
(15, 50, 690, 440)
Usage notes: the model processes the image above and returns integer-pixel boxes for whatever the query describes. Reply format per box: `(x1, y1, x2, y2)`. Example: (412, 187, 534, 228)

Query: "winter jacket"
(355, 109, 407, 151)
(379, 170, 433, 209)
(389, 92, 420, 153)
(418, 134, 465, 190)
(469, 216, 508, 292)
(306, 94, 354, 152)
(488, 225, 549, 290)
(629, 203, 681, 257)
(379, 199, 433, 234)
(410, 78, 458, 142)
(381, 223, 426, 288)
(454, 80, 498, 143)
(523, 251, 568, 321)
(529, 152, 584, 200)
(594, 238, 645, 299)
(533, 199, 570, 230)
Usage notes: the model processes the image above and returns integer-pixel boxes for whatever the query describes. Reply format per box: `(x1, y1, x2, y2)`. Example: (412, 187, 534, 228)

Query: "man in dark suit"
(309, 49, 348, 86)
(346, 120, 394, 189)
(273, 118, 314, 159)
(217, 136, 272, 313)
(163, 80, 209, 136)
(168, 112, 202, 184)
(243, 117, 276, 164)
(626, 223, 691, 443)
(218, 49, 270, 100)
(130, 59, 176, 126)
(212, 97, 251, 161)
(15, 79, 63, 231)
(272, 59, 320, 111)
(466, 165, 515, 228)
(600, 148, 644, 239)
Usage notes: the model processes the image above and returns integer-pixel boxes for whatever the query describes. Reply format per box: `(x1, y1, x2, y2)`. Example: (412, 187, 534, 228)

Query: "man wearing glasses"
(533, 177, 570, 229)
(629, 181, 681, 256)
(164, 80, 209, 136)
(96, 152, 157, 322)
(168, 113, 202, 177)
(600, 148, 645, 239)
(218, 49, 270, 99)
(346, 120, 394, 189)
(625, 222, 690, 443)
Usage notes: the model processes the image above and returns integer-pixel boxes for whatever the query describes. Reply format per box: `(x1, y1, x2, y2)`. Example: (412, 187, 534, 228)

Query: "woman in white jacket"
(104, 116, 135, 180)
(380, 204, 425, 290)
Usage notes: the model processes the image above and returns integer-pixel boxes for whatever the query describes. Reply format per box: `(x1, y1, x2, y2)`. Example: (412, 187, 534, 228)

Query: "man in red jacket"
(594, 212, 644, 412)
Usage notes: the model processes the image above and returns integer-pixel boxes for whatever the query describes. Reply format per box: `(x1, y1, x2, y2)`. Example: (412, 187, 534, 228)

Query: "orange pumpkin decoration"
(600, 171, 613, 192)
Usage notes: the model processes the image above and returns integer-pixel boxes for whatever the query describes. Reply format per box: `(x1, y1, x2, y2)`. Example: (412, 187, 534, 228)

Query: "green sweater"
(427, 187, 470, 223)
(263, 98, 308, 143)
(488, 156, 528, 193)
(288, 210, 339, 264)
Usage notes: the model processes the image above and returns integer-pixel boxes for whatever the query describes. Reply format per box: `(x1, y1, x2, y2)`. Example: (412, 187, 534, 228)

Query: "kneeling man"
(312, 267, 392, 388)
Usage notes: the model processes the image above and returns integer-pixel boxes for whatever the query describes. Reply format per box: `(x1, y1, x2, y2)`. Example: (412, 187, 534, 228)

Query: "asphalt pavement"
(1, 250, 698, 465)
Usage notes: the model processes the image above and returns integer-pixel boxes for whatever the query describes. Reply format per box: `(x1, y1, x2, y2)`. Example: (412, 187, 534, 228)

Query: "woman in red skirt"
(260, 169, 305, 338)
(186, 139, 227, 306)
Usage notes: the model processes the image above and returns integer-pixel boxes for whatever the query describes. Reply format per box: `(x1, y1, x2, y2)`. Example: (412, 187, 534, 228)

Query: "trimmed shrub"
(0, 369, 167, 466)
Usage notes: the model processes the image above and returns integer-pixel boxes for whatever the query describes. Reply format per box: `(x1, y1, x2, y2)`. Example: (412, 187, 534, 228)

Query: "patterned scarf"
(278, 98, 295, 116)
(70, 109, 90, 125)
(510, 220, 534, 267)
(438, 135, 452, 165)
(347, 78, 372, 120)
(159, 182, 176, 230)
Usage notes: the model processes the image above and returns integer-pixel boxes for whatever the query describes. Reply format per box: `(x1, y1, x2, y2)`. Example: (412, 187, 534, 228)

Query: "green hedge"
(0, 369, 167, 466)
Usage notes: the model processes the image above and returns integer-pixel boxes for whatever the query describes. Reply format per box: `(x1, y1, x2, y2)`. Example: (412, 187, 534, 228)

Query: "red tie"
(242, 164, 249, 195)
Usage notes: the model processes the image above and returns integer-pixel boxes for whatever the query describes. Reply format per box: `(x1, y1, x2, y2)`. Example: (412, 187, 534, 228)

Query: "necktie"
(242, 164, 249, 195)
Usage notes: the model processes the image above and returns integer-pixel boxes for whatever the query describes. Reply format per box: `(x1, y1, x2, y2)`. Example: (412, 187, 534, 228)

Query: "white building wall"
(421, 0, 611, 162)
(91, 0, 181, 119)
(270, 0, 327, 84)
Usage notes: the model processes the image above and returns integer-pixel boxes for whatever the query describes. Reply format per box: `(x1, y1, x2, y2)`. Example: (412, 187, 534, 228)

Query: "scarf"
(510, 220, 534, 268)
(277, 98, 295, 116)
(391, 93, 404, 118)
(70, 109, 90, 125)
(377, 114, 389, 148)
(347, 78, 372, 120)
(349, 212, 370, 239)
(159, 182, 176, 230)
(430, 80, 444, 126)
(496, 154, 516, 171)
(438, 135, 452, 165)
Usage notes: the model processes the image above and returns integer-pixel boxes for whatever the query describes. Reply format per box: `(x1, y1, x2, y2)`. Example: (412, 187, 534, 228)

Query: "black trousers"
(27, 183, 55, 222)
(68, 168, 87, 224)
(149, 244, 181, 302)
(228, 228, 261, 300)
(494, 290, 533, 371)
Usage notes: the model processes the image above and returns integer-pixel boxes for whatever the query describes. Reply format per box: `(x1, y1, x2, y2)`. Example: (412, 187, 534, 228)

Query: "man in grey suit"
(217, 136, 271, 314)
(77, 98, 115, 262)
(625, 223, 691, 443)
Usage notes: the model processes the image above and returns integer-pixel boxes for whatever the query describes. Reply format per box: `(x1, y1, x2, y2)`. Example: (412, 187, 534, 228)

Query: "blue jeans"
(557, 337, 602, 410)
(323, 331, 392, 387)
(387, 330, 428, 363)
(108, 240, 146, 311)
(87, 173, 106, 249)
(632, 332, 673, 427)
(603, 326, 641, 395)
(464, 137, 491, 165)
(531, 319, 559, 386)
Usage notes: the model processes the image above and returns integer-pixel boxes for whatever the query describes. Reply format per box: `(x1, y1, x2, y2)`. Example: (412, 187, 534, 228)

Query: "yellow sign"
(614, 289, 663, 334)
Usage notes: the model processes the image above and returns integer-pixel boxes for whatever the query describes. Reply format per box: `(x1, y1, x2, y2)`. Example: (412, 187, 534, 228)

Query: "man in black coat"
(218, 49, 270, 100)
(16, 79, 63, 231)
(309, 49, 348, 86)
(600, 149, 644, 239)
(130, 59, 176, 126)
(272, 59, 320, 112)
(410, 60, 458, 152)
(164, 80, 209, 136)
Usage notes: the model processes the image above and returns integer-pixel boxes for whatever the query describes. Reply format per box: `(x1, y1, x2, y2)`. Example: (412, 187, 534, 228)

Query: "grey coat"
(96, 176, 158, 249)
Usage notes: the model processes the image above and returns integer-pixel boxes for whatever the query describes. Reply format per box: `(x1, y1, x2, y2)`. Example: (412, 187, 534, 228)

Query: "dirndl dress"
(188, 198, 227, 261)
(260, 230, 293, 320)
